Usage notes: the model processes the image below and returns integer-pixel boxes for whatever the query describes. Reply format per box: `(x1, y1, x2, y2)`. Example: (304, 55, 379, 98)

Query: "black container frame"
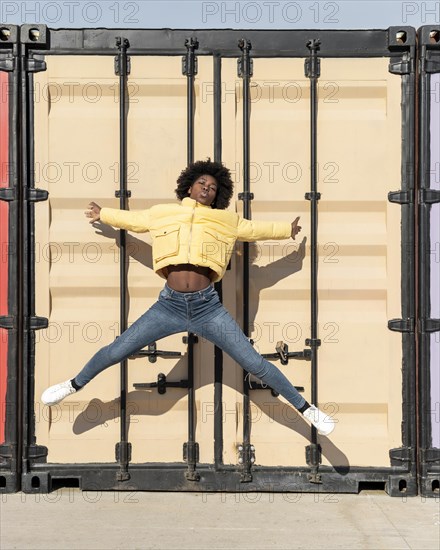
(417, 25, 440, 499)
(0, 24, 21, 494)
(0, 25, 419, 496)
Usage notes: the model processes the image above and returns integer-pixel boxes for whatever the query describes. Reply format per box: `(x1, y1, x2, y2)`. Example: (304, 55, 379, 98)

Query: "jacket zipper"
(187, 204, 196, 262)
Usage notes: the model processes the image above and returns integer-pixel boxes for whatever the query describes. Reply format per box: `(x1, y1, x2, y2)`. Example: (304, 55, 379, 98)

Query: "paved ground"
(1, 489, 439, 549)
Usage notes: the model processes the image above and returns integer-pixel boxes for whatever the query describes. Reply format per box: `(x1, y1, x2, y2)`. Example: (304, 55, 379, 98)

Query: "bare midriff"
(164, 264, 214, 292)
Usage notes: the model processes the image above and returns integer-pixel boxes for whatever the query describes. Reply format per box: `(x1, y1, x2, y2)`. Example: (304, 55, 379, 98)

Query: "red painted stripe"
(0, 71, 9, 443)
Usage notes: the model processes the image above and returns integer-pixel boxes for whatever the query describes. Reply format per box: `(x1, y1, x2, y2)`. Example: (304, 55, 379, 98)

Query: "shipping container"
(0, 25, 21, 493)
(418, 25, 440, 498)
(0, 25, 419, 495)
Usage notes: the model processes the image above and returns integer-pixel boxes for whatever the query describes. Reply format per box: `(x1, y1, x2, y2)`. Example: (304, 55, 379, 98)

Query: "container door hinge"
(419, 318, 440, 333)
(25, 57, 47, 73)
(388, 190, 413, 204)
(422, 52, 440, 74)
(389, 57, 412, 75)
(0, 316, 14, 330)
(26, 444, 48, 464)
(27, 188, 49, 202)
(29, 316, 49, 330)
(0, 188, 16, 202)
(0, 55, 16, 72)
(388, 318, 415, 333)
(419, 189, 440, 204)
(389, 446, 415, 466)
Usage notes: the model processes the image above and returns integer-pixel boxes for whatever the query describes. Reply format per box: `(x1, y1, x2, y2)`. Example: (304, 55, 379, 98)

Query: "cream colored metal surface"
(34, 55, 402, 468)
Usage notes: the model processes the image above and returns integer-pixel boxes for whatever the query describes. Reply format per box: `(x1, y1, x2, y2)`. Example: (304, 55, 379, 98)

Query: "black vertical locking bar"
(21, 43, 49, 474)
(115, 37, 131, 481)
(213, 53, 224, 469)
(183, 37, 200, 481)
(238, 38, 254, 482)
(305, 39, 322, 482)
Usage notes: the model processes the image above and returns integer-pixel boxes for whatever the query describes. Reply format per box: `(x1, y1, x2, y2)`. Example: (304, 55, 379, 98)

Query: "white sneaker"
(41, 380, 77, 406)
(303, 404, 336, 436)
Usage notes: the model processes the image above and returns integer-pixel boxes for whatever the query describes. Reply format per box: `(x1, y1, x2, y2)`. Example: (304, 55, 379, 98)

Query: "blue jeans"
(74, 284, 306, 410)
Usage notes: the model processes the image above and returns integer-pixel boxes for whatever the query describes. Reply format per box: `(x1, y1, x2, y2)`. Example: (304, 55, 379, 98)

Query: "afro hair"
(175, 159, 234, 209)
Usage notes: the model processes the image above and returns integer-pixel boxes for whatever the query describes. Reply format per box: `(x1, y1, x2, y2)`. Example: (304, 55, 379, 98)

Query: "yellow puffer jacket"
(100, 197, 292, 282)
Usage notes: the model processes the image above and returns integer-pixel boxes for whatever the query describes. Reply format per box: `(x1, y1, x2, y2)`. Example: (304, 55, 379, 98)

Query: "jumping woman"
(42, 159, 335, 436)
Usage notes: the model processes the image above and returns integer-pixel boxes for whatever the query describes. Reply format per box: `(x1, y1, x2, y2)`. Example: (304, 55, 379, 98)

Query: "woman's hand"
(291, 216, 302, 240)
(84, 201, 102, 224)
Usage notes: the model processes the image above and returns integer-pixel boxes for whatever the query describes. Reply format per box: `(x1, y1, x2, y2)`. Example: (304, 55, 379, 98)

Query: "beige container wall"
(225, 57, 403, 468)
(34, 55, 403, 468)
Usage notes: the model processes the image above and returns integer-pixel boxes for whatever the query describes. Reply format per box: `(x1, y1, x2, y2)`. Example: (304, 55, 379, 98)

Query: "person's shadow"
(72, 221, 349, 474)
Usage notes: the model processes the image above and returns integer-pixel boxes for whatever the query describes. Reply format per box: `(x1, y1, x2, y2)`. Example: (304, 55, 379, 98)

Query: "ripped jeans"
(74, 284, 306, 410)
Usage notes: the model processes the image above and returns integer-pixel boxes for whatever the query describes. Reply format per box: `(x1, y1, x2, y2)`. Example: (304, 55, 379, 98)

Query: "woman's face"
(188, 174, 218, 207)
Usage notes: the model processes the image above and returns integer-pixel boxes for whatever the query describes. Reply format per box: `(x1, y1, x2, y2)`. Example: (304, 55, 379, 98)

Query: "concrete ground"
(1, 489, 439, 549)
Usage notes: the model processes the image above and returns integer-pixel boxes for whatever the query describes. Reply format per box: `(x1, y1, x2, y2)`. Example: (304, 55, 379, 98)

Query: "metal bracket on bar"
(305, 191, 321, 201)
(25, 57, 47, 73)
(115, 190, 132, 199)
(389, 58, 412, 75)
(114, 37, 131, 76)
(182, 334, 198, 345)
(388, 318, 415, 333)
(29, 316, 49, 330)
(182, 37, 199, 76)
(306, 443, 322, 484)
(130, 342, 182, 364)
(420, 448, 440, 464)
(0, 55, 15, 72)
(238, 192, 254, 201)
(26, 444, 48, 463)
(27, 188, 49, 202)
(419, 189, 440, 204)
(389, 446, 415, 466)
(419, 318, 440, 333)
(0, 316, 14, 330)
(0, 443, 17, 460)
(305, 338, 321, 348)
(262, 341, 312, 365)
(115, 441, 132, 467)
(133, 373, 189, 394)
(305, 39, 321, 78)
(422, 52, 440, 74)
(388, 190, 413, 204)
(237, 38, 253, 78)
(183, 441, 200, 463)
(0, 188, 16, 202)
(238, 443, 255, 468)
